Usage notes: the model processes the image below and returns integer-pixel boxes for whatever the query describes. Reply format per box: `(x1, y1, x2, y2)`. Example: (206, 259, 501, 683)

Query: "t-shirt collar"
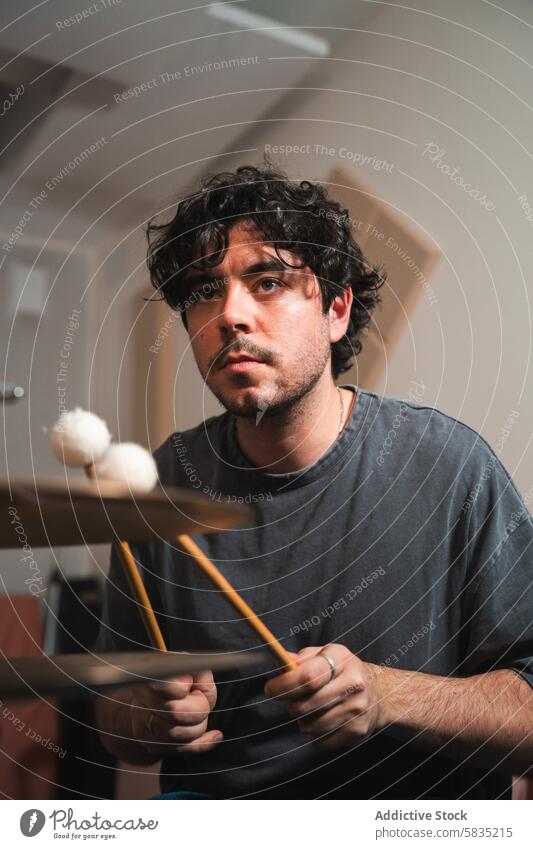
(221, 384, 367, 492)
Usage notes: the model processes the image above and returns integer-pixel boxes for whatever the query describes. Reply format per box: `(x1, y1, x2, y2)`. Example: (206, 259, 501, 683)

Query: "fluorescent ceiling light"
(207, 3, 330, 56)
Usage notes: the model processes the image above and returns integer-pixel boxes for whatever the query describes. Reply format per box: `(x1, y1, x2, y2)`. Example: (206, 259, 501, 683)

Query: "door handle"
(0, 382, 25, 401)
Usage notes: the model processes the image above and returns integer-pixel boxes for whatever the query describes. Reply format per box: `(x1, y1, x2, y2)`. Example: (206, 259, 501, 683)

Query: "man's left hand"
(264, 644, 386, 750)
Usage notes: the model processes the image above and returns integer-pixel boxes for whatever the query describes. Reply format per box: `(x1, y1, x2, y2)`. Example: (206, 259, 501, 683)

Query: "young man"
(94, 163, 533, 799)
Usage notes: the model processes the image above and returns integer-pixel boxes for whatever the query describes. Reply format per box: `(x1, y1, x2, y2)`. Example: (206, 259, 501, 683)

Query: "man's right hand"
(129, 668, 222, 756)
(95, 667, 223, 764)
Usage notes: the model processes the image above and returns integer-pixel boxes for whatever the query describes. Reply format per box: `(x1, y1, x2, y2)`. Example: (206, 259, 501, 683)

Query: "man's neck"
(233, 379, 355, 474)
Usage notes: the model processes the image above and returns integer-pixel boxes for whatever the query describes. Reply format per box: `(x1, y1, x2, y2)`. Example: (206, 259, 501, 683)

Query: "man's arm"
(375, 664, 533, 776)
(265, 645, 533, 777)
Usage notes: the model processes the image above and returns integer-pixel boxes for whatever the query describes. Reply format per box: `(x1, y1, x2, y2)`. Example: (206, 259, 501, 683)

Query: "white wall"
(0, 180, 149, 591)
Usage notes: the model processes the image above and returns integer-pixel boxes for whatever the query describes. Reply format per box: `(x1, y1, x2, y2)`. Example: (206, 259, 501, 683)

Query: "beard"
(200, 325, 331, 419)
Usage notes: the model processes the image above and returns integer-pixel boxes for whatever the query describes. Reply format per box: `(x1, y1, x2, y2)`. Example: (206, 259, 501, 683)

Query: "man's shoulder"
(361, 386, 477, 436)
(360, 387, 506, 469)
(361, 388, 530, 531)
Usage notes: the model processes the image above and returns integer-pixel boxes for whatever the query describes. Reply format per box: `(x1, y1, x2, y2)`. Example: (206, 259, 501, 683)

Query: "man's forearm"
(94, 686, 160, 766)
(375, 666, 533, 776)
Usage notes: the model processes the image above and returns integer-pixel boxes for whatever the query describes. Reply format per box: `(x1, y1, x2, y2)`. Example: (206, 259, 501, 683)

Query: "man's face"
(183, 221, 338, 418)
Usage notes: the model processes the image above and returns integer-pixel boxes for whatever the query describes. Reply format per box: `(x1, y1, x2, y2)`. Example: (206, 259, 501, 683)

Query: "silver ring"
(319, 652, 336, 682)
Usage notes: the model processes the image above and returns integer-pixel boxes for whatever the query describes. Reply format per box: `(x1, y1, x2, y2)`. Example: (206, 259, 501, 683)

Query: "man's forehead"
(224, 226, 278, 262)
(187, 222, 297, 275)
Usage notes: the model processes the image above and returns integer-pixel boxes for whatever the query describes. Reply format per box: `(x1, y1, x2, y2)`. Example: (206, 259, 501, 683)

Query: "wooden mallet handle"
(113, 541, 167, 652)
(84, 464, 294, 670)
(84, 463, 167, 652)
(176, 533, 297, 671)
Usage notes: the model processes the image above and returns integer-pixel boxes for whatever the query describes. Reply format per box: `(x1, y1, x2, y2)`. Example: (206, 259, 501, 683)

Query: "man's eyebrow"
(183, 270, 226, 287)
(241, 258, 289, 277)
(183, 258, 289, 286)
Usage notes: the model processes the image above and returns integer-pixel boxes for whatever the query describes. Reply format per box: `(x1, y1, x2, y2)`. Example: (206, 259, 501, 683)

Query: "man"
(94, 163, 533, 799)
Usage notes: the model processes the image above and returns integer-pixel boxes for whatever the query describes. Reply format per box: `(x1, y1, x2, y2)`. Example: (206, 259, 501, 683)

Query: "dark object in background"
(44, 571, 116, 799)
(0, 594, 59, 799)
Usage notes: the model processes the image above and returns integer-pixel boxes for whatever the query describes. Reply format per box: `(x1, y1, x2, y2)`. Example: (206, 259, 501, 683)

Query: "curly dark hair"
(145, 162, 385, 379)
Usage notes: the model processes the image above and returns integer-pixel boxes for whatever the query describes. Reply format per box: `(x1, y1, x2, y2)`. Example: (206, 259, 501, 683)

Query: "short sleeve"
(462, 515, 533, 689)
(93, 540, 168, 654)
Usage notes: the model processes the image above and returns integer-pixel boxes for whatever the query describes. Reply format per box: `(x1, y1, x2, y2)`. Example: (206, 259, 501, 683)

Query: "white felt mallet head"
(50, 407, 111, 468)
(94, 443, 158, 493)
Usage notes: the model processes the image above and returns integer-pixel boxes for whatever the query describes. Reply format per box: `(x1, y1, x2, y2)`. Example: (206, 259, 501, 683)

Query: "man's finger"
(141, 718, 215, 753)
(166, 718, 210, 743)
(175, 729, 224, 754)
(286, 671, 363, 718)
(297, 647, 322, 659)
(154, 689, 211, 726)
(148, 674, 193, 700)
(190, 668, 217, 708)
(287, 685, 343, 719)
(265, 652, 335, 700)
(160, 704, 211, 729)
(298, 698, 355, 735)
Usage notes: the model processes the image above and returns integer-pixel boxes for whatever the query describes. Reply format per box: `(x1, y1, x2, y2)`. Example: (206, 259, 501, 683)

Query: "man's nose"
(217, 282, 254, 334)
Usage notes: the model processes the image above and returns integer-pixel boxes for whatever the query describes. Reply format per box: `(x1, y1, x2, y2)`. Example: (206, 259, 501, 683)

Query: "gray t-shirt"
(95, 386, 533, 799)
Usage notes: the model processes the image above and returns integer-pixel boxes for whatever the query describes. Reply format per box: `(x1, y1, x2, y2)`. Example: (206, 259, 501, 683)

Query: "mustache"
(210, 340, 276, 371)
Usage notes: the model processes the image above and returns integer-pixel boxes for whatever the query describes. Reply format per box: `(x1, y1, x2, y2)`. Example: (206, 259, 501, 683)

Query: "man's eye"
(194, 286, 218, 302)
(258, 278, 282, 292)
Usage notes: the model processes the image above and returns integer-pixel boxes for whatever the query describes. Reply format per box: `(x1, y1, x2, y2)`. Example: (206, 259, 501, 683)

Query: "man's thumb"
(176, 729, 224, 754)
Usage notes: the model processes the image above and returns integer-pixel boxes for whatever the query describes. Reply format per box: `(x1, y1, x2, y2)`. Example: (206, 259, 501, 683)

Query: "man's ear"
(329, 286, 353, 344)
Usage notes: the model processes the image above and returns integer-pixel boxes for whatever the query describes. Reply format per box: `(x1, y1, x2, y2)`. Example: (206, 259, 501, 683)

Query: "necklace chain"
(337, 386, 345, 435)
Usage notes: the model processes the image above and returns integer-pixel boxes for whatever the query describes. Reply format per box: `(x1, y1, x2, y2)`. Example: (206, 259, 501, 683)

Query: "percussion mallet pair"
(50, 408, 296, 670)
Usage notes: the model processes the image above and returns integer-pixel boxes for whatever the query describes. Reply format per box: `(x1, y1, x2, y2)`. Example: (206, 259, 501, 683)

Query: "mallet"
(50, 408, 296, 670)
(50, 408, 167, 651)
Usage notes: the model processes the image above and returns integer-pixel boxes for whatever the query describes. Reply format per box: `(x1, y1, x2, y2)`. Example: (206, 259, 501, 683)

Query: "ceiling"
(0, 1, 382, 222)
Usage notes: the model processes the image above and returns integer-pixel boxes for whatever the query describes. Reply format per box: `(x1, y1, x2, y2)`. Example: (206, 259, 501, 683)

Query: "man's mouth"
(220, 353, 265, 372)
